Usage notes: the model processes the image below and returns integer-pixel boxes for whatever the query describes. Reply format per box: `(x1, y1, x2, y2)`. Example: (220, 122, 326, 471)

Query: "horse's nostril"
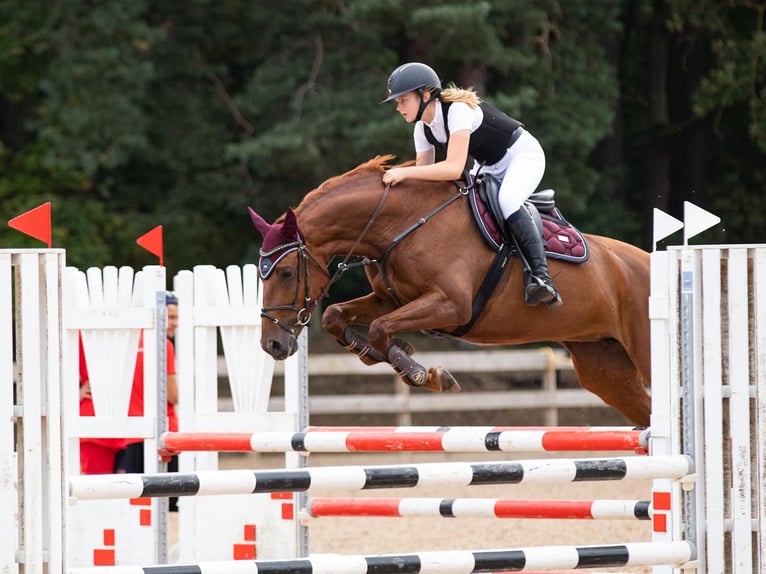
(264, 338, 292, 360)
(268, 340, 282, 355)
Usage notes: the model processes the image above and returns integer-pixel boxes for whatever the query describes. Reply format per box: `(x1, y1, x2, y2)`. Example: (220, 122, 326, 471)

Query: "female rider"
(381, 62, 560, 307)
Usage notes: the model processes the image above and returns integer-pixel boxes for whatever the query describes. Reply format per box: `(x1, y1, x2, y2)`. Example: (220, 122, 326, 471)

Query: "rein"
(373, 183, 468, 305)
(260, 184, 392, 335)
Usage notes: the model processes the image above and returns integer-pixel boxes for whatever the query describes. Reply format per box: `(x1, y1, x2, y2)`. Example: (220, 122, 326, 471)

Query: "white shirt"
(413, 99, 512, 178)
(414, 100, 482, 152)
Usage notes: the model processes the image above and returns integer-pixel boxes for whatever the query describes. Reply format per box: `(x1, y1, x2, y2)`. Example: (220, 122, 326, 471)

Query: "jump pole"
(305, 497, 651, 520)
(67, 541, 694, 574)
(160, 427, 649, 454)
(68, 455, 692, 500)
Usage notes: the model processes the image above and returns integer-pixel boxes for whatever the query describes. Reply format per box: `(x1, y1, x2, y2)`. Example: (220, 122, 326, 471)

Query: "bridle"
(259, 239, 331, 335)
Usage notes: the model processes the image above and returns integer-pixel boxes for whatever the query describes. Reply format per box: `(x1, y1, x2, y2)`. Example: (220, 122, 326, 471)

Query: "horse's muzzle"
(262, 335, 298, 360)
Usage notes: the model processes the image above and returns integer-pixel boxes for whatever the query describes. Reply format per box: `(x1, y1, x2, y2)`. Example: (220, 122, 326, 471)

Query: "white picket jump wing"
(195, 264, 274, 414)
(225, 264, 273, 413)
(65, 266, 159, 418)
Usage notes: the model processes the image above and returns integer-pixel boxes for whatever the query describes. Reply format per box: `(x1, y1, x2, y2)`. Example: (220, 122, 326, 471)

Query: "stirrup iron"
(525, 276, 562, 307)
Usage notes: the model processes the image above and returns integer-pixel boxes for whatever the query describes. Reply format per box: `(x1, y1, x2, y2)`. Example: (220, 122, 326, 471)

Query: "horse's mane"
(318, 154, 396, 190)
(276, 156, 417, 222)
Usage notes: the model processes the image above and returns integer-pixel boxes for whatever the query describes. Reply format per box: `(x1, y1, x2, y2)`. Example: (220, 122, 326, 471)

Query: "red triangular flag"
(8, 202, 52, 247)
(136, 225, 163, 266)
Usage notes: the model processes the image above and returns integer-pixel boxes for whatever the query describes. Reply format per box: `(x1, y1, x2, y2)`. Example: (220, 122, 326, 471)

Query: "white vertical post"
(700, 248, 724, 574)
(753, 247, 766, 573)
(137, 266, 165, 564)
(727, 248, 753, 572)
(688, 247, 708, 572)
(649, 248, 684, 574)
(43, 251, 66, 574)
(284, 328, 308, 558)
(18, 252, 45, 573)
(678, 246, 704, 567)
(154, 291, 168, 564)
(0, 253, 16, 571)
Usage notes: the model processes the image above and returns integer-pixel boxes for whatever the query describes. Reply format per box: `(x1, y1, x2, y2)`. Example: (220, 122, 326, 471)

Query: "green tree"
(2, 0, 764, 277)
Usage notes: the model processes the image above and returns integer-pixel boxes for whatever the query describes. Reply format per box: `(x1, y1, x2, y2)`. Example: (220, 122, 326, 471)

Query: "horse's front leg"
(367, 293, 469, 393)
(321, 293, 413, 366)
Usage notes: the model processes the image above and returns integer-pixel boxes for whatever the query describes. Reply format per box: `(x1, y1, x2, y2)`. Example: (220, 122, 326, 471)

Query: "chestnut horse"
(249, 156, 651, 425)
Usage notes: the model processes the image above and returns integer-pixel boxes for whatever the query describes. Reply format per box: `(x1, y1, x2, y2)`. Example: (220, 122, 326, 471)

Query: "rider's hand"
(383, 167, 406, 186)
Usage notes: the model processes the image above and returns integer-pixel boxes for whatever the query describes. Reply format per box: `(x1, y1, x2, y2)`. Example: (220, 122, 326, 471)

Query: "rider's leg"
(496, 131, 561, 306)
(505, 208, 562, 306)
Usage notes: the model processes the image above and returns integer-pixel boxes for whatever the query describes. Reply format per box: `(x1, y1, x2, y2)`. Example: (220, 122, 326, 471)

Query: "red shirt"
(125, 331, 178, 443)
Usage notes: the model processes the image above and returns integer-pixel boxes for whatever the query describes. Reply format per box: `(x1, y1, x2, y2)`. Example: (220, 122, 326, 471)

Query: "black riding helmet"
(381, 62, 441, 121)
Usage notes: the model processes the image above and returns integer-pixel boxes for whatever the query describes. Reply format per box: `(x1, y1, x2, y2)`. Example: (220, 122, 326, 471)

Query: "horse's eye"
(277, 267, 295, 281)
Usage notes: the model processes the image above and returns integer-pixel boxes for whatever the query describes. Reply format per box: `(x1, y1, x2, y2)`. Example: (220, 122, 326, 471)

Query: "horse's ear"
(283, 208, 298, 238)
(248, 207, 272, 239)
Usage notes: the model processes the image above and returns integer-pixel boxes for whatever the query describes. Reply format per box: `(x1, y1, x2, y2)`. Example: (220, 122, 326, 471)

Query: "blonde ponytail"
(440, 83, 481, 108)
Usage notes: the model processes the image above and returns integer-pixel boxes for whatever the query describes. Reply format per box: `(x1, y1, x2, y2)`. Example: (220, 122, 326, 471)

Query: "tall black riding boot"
(506, 209, 562, 306)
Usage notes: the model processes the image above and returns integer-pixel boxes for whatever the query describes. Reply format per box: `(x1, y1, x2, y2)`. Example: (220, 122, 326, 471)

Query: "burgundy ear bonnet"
(248, 207, 304, 279)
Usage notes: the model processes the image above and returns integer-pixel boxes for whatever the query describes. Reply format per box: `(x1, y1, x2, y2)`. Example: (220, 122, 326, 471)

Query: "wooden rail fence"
(217, 347, 613, 426)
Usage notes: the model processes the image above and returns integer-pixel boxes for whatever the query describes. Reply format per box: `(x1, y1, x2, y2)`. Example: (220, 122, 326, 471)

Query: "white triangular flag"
(652, 208, 684, 250)
(683, 201, 720, 244)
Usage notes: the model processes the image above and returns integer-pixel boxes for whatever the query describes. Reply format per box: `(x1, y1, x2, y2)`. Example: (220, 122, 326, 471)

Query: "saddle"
(468, 175, 589, 263)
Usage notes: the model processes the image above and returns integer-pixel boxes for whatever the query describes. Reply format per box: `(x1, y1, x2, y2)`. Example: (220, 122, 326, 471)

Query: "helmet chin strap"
(414, 89, 440, 122)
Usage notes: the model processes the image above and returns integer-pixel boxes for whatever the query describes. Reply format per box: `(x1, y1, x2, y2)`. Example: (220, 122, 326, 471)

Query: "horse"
(249, 155, 652, 426)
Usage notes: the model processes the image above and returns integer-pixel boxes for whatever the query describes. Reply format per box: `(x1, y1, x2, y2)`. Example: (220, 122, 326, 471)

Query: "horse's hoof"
(420, 367, 461, 393)
(439, 368, 461, 392)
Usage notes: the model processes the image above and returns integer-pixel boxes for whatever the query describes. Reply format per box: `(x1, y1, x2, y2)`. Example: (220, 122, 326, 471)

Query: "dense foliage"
(2, 0, 764, 283)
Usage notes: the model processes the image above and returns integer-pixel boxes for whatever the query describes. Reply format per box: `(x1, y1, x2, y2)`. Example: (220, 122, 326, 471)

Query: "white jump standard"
(9, 215, 766, 573)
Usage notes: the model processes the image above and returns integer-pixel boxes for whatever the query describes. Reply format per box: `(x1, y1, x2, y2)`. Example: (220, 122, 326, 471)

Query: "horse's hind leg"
(563, 340, 651, 426)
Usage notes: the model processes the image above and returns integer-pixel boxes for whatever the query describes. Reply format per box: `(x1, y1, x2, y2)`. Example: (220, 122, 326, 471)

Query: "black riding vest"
(422, 101, 523, 166)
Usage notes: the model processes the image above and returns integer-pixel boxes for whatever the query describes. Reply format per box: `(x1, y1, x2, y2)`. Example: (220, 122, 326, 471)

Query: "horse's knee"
(321, 304, 344, 336)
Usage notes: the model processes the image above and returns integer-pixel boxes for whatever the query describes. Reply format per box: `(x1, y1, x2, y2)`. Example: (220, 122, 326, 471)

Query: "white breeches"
(473, 130, 546, 219)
